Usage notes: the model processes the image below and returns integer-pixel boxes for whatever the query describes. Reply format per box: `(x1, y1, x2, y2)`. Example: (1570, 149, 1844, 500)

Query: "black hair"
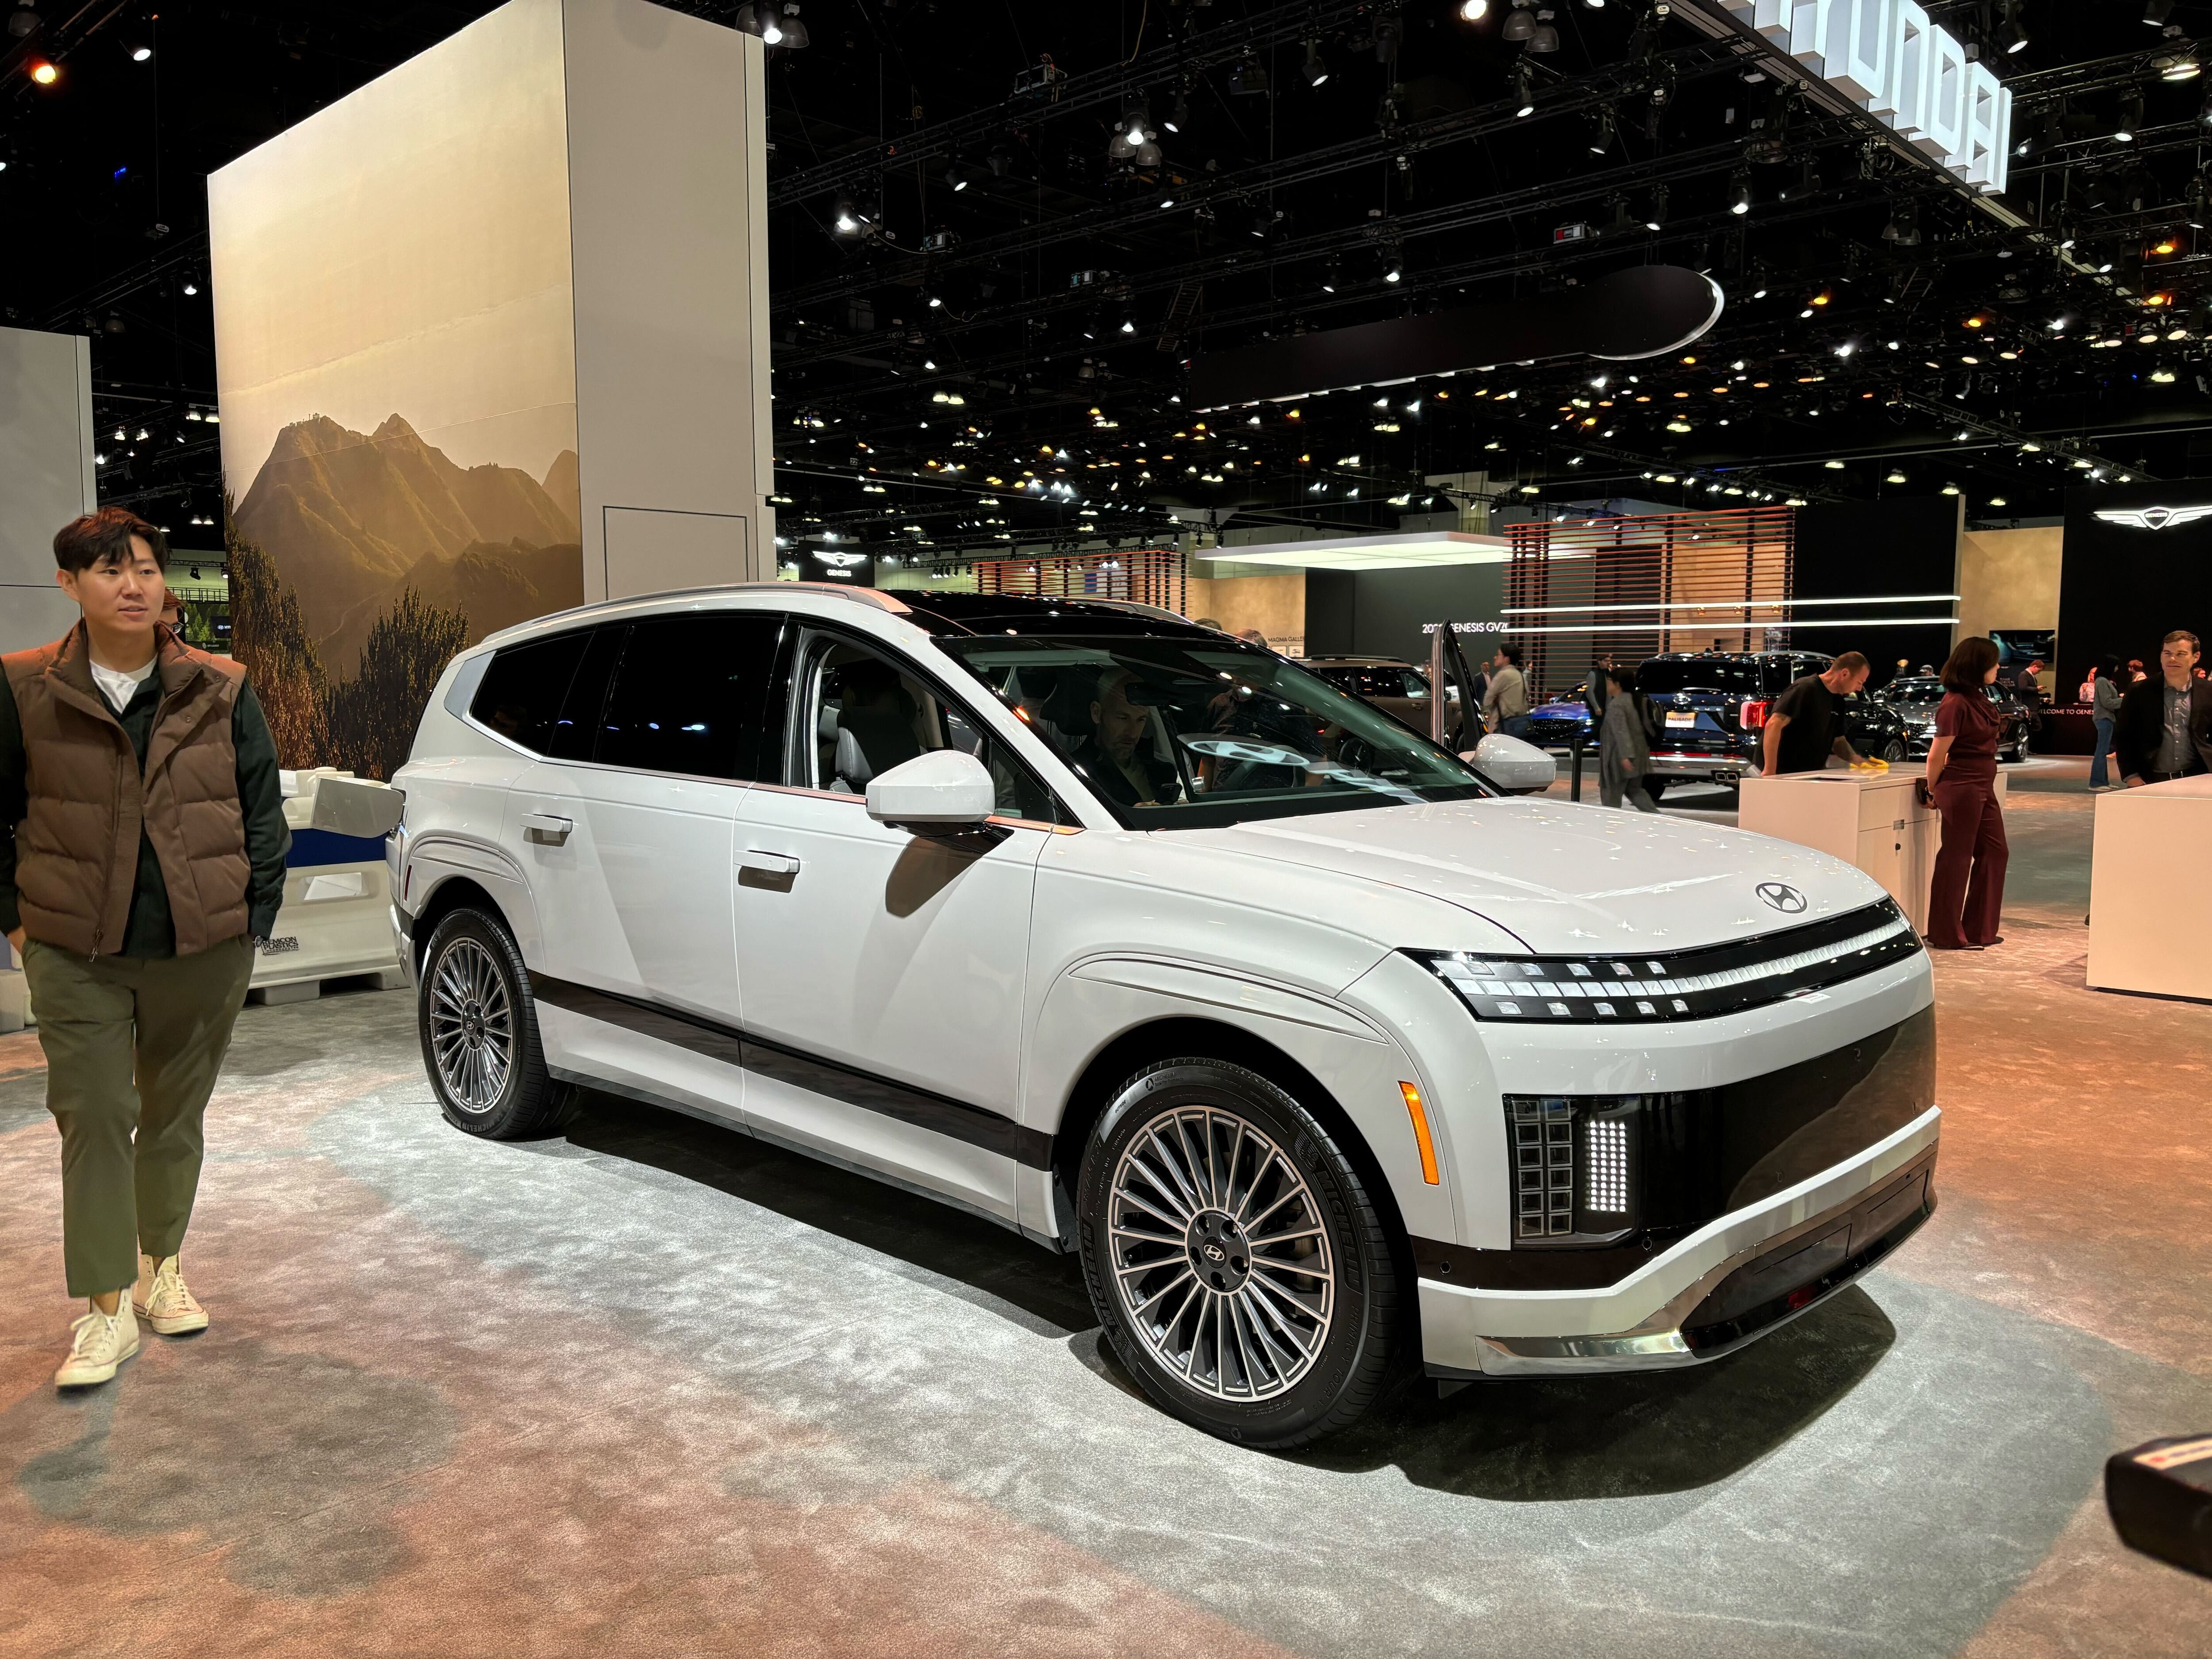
(1498, 644, 1523, 667)
(1941, 636, 2000, 693)
(54, 507, 168, 576)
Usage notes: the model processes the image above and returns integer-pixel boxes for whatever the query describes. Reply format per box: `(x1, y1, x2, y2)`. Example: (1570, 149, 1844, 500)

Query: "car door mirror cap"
(866, 749, 997, 829)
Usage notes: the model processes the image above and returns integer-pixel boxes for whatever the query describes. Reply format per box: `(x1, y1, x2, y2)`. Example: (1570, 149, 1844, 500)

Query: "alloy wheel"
(1106, 1105, 1335, 1401)
(426, 937, 515, 1113)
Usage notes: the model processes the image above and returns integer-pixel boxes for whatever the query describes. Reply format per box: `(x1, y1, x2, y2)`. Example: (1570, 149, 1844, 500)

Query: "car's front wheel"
(419, 907, 572, 1139)
(1076, 1058, 1399, 1447)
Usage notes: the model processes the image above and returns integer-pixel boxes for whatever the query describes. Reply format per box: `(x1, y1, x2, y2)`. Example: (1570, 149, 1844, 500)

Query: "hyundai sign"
(1721, 0, 2012, 194)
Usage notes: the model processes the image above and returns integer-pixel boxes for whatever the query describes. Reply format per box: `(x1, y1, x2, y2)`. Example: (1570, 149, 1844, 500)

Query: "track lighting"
(2115, 92, 2142, 142)
(1589, 108, 1615, 154)
(1230, 55, 1269, 96)
(1302, 38, 1328, 87)
(1164, 83, 1190, 132)
(1513, 58, 1537, 116)
(1729, 168, 1752, 215)
(944, 157, 968, 192)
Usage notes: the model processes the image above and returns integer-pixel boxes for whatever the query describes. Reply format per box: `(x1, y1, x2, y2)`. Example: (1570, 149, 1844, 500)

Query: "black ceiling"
(4, 0, 2211, 558)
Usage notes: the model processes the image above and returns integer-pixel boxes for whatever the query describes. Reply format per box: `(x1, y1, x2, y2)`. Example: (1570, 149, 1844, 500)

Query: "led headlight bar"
(1415, 899, 1917, 1024)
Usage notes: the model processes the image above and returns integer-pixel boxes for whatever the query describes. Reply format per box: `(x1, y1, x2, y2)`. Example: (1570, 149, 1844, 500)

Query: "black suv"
(1635, 651, 1911, 791)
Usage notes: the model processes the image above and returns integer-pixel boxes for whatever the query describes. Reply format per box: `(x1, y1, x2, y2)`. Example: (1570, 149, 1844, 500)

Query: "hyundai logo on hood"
(2094, 505, 2212, 530)
(1756, 882, 1808, 914)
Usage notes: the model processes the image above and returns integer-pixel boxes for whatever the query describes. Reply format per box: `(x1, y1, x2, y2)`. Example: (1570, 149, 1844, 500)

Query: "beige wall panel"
(1186, 571, 1309, 655)
(563, 0, 774, 596)
(1957, 526, 2063, 645)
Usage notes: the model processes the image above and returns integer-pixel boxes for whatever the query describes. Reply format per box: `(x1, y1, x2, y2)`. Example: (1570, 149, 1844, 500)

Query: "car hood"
(1177, 797, 1886, 954)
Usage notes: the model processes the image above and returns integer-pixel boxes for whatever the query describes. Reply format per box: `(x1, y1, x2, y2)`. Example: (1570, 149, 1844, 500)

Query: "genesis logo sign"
(2094, 506, 2212, 531)
(1756, 882, 1809, 914)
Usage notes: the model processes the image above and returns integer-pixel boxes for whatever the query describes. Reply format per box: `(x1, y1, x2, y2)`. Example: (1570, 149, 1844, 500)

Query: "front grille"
(1417, 899, 1920, 1024)
(1501, 1006, 1936, 1263)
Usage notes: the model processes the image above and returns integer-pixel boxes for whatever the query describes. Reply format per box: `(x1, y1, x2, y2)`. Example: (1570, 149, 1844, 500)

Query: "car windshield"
(1886, 678, 1944, 704)
(1637, 659, 1767, 695)
(936, 634, 1493, 827)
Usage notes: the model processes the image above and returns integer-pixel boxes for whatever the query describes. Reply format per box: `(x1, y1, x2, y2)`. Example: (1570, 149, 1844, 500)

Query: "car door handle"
(740, 849, 801, 891)
(521, 812, 572, 845)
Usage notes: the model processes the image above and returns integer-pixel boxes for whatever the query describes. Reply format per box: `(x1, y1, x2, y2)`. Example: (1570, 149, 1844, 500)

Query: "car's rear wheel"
(1879, 737, 1908, 762)
(419, 907, 572, 1139)
(1076, 1058, 1398, 1447)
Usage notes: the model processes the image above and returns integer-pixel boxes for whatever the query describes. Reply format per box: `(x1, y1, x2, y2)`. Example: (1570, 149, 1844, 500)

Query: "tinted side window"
(546, 626, 626, 761)
(470, 631, 591, 754)
(594, 613, 784, 780)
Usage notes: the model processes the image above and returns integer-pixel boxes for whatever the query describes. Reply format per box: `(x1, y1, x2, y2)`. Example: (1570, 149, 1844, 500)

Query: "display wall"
(1791, 497, 1962, 686)
(1304, 564, 1507, 669)
(0, 325, 97, 654)
(2058, 479, 2212, 689)
(208, 0, 772, 775)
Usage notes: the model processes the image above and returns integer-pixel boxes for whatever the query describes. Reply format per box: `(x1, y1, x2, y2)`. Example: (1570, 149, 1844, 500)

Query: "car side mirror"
(866, 749, 997, 831)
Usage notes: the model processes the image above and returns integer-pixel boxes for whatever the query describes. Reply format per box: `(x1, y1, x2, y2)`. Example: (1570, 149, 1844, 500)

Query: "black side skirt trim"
(530, 972, 1055, 1170)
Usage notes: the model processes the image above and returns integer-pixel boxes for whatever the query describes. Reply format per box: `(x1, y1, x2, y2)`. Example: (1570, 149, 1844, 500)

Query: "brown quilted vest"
(5, 622, 250, 956)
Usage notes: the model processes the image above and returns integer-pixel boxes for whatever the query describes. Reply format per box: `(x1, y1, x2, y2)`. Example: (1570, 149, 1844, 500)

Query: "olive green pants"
(25, 935, 255, 1298)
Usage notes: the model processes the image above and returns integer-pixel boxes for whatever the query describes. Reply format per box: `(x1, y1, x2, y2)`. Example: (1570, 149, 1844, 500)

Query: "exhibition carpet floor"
(2, 757, 2208, 1659)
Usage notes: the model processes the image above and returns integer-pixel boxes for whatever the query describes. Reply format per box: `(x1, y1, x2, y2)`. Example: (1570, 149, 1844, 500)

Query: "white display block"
(2088, 776, 2212, 1002)
(1738, 765, 2007, 935)
(251, 769, 407, 994)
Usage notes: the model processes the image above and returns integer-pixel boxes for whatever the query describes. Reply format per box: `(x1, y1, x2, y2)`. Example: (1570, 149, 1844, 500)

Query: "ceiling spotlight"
(1528, 18, 1560, 50)
(1643, 183, 1668, 230)
(945, 158, 968, 192)
(2115, 92, 2143, 142)
(1989, 497, 2008, 507)
(1997, 0, 2028, 54)
(8, 3, 38, 40)
(1824, 459, 1845, 469)
(1164, 84, 1190, 132)
(1320, 256, 1341, 293)
(1382, 249, 1404, 283)
(1729, 168, 1752, 216)
(1512, 58, 1537, 116)
(1588, 108, 1615, 155)
(128, 42, 150, 61)
(1302, 38, 1329, 87)
(833, 198, 862, 234)
(1502, 0, 1536, 41)
(182, 278, 199, 295)
(30, 57, 57, 84)
(1459, 0, 1490, 17)
(1886, 469, 1907, 484)
(1882, 199, 1920, 246)
(2159, 51, 2201, 81)
(2152, 363, 2177, 382)
(1230, 54, 1269, 96)
(2144, 0, 2174, 23)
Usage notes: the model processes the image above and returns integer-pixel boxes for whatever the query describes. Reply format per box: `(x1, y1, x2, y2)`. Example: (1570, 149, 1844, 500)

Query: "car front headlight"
(1412, 899, 1917, 1023)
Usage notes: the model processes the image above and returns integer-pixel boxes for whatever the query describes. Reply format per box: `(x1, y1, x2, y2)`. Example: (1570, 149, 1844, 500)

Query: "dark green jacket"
(0, 657, 290, 959)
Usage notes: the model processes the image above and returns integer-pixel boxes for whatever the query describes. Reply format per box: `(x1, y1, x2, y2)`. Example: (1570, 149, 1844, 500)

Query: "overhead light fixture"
(1882, 200, 1920, 246)
(2152, 363, 2177, 382)
(2144, 0, 2174, 23)
(1459, 0, 1491, 17)
(128, 42, 150, 61)
(30, 57, 57, 84)
(1502, 0, 1536, 41)
(1729, 168, 1752, 216)
(1164, 84, 1190, 132)
(1512, 58, 1537, 116)
(1643, 182, 1668, 230)
(1302, 38, 1329, 87)
(1382, 249, 1403, 283)
(1824, 459, 1845, 469)
(1528, 17, 1560, 51)
(1886, 470, 1907, 484)
(181, 277, 199, 295)
(8, 3, 38, 41)
(1230, 54, 1268, 96)
(2159, 51, 2200, 81)
(2115, 92, 2142, 142)
(1997, 0, 2028, 54)
(1320, 256, 1341, 292)
(1588, 108, 1614, 154)
(945, 158, 968, 192)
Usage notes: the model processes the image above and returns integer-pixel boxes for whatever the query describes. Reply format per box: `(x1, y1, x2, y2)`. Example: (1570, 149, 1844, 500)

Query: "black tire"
(1075, 1058, 1398, 1448)
(1879, 737, 1908, 763)
(1643, 775, 1670, 803)
(418, 907, 572, 1139)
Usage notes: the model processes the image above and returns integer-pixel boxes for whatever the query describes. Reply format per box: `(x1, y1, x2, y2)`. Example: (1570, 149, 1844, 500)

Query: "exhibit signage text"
(1720, 0, 2012, 195)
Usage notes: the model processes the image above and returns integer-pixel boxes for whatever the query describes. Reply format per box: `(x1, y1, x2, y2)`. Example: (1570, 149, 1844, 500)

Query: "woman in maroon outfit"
(1921, 636, 2007, 950)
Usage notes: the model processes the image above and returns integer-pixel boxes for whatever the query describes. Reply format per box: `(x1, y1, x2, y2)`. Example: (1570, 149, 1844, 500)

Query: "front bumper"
(1421, 1107, 1939, 1377)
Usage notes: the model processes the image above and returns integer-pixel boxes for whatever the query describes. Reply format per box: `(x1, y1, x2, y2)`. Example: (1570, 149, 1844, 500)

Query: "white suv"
(391, 584, 1938, 1446)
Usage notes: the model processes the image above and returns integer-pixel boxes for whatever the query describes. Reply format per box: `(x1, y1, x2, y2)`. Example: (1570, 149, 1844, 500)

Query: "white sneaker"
(134, 1253, 209, 1336)
(55, 1299, 140, 1388)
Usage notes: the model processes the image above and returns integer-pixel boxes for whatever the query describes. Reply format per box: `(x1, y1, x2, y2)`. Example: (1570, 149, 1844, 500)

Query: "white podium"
(1738, 765, 2007, 935)
(2089, 776, 2212, 1002)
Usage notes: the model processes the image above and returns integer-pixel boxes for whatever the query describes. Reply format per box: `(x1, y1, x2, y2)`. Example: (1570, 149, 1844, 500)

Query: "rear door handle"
(521, 812, 572, 845)
(740, 849, 801, 891)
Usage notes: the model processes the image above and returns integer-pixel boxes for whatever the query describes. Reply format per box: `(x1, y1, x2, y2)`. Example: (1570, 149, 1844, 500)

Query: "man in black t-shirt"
(1763, 653, 1870, 775)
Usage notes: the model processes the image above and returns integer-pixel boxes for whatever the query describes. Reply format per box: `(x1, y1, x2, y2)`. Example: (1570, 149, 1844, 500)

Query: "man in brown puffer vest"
(1, 508, 289, 1390)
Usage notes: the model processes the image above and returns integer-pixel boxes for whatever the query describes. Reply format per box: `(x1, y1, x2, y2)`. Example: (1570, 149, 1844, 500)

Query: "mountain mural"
(233, 413, 583, 675)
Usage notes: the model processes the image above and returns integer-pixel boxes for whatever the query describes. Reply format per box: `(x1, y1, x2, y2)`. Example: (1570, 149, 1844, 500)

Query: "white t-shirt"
(90, 656, 157, 713)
